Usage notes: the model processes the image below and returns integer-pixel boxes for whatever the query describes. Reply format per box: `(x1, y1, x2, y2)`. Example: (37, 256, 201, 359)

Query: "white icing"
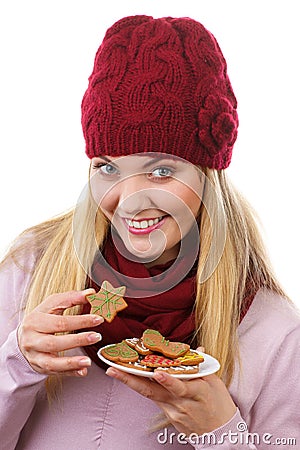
(155, 365, 198, 372)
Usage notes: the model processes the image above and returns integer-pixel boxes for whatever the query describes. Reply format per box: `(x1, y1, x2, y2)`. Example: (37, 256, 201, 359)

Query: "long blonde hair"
(1, 168, 285, 387)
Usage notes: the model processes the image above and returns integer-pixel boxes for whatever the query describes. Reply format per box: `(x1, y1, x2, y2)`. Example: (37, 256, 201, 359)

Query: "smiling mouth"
(122, 216, 167, 235)
(124, 216, 164, 229)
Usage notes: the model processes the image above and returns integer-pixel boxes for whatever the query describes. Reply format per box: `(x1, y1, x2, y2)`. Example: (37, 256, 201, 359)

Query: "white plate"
(97, 345, 220, 379)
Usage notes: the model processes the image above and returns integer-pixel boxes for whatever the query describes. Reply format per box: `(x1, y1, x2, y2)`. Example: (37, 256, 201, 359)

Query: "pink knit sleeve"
(190, 325, 300, 449)
(0, 256, 47, 449)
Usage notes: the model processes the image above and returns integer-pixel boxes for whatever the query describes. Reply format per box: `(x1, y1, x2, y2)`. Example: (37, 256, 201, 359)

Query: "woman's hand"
(17, 289, 103, 377)
(106, 364, 236, 436)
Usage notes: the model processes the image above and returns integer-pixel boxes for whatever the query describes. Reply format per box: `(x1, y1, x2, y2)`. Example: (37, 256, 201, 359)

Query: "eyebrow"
(97, 154, 182, 169)
(97, 155, 112, 163)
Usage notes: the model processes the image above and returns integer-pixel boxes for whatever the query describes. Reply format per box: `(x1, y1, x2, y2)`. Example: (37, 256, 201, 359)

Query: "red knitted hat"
(81, 15, 238, 169)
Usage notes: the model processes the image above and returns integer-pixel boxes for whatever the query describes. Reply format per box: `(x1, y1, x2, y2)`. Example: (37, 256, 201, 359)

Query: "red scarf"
(83, 234, 256, 368)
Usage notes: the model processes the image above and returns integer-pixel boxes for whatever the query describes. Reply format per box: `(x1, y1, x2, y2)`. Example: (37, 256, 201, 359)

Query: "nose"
(116, 174, 153, 216)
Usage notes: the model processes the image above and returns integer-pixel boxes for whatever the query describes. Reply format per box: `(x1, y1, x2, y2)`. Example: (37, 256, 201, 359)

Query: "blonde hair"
(1, 168, 285, 390)
(195, 169, 285, 383)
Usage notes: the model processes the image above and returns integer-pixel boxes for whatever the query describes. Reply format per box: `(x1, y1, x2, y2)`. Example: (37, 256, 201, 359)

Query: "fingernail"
(106, 368, 118, 377)
(88, 332, 102, 343)
(92, 315, 103, 325)
(153, 371, 165, 382)
(83, 288, 96, 295)
(78, 357, 91, 367)
(77, 369, 86, 376)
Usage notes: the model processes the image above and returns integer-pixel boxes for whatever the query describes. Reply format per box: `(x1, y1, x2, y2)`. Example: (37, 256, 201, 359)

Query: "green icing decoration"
(105, 343, 138, 358)
(89, 286, 125, 319)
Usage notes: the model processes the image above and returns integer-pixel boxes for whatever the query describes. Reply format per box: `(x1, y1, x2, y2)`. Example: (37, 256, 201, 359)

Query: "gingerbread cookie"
(125, 338, 153, 356)
(87, 281, 127, 323)
(155, 365, 199, 375)
(100, 341, 139, 363)
(142, 329, 190, 358)
(99, 329, 206, 376)
(118, 361, 152, 372)
(140, 354, 178, 368)
(174, 351, 204, 366)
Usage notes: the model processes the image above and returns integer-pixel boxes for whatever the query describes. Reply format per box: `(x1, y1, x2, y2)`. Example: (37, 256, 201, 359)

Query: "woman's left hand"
(106, 367, 237, 436)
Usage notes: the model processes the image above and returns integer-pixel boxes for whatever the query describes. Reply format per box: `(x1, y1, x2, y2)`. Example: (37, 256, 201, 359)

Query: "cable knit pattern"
(81, 15, 238, 169)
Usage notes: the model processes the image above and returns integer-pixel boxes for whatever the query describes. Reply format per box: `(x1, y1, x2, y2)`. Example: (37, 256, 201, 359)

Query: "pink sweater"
(0, 254, 299, 449)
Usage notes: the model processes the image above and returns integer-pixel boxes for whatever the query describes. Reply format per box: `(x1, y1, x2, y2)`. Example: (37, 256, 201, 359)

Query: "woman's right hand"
(17, 289, 103, 377)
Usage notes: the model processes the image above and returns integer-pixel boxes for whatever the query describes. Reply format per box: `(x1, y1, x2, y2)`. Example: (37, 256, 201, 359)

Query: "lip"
(122, 216, 167, 235)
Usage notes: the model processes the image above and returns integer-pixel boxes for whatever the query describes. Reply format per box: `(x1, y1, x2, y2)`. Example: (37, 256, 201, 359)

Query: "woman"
(0, 15, 299, 449)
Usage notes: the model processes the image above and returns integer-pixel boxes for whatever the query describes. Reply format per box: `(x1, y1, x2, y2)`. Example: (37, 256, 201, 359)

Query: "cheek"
(89, 180, 118, 217)
(168, 173, 203, 219)
(182, 190, 202, 217)
(168, 186, 202, 219)
(99, 193, 120, 219)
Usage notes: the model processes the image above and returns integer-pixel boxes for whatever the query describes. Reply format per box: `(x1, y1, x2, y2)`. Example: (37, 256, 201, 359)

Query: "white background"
(0, 1, 299, 306)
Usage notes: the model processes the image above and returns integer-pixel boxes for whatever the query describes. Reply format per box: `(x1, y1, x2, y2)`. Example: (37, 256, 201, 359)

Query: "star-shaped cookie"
(86, 281, 127, 323)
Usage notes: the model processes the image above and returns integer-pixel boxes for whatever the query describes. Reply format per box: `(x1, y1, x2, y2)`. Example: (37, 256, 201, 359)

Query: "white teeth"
(125, 217, 162, 229)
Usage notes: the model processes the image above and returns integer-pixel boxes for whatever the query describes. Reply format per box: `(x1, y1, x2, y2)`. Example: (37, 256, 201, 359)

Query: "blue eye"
(150, 167, 173, 178)
(95, 163, 119, 176)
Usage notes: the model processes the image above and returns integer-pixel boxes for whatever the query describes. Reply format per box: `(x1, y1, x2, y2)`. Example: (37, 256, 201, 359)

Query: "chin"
(124, 240, 163, 261)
